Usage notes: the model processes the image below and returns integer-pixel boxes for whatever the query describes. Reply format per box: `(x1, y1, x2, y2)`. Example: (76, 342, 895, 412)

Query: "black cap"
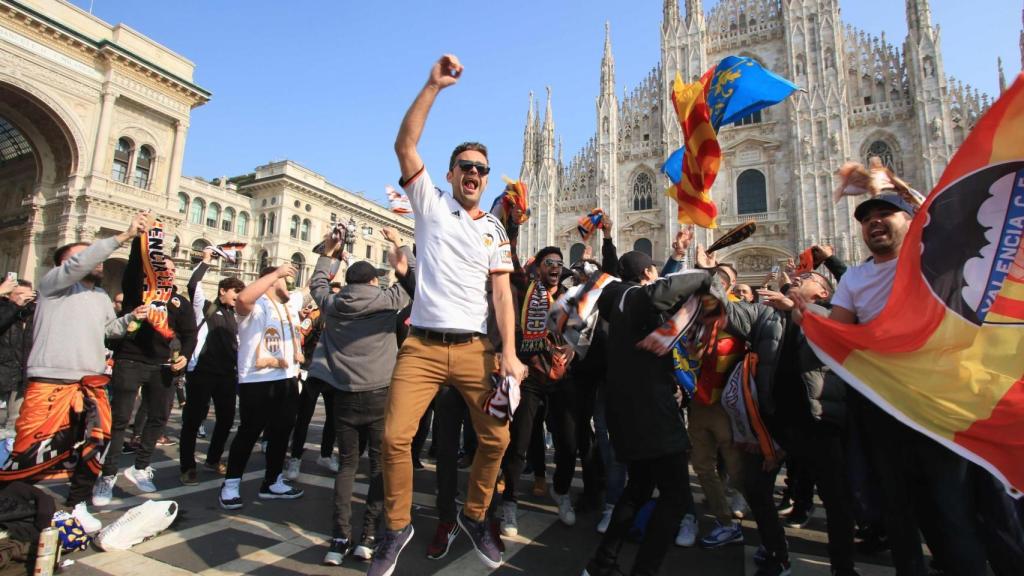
(618, 251, 655, 282)
(345, 261, 386, 284)
(853, 192, 916, 222)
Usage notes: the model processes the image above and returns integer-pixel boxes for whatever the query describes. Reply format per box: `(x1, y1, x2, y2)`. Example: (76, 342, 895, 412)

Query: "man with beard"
(219, 263, 305, 510)
(1, 212, 148, 533)
(0, 279, 35, 433)
(794, 193, 988, 576)
(368, 54, 527, 576)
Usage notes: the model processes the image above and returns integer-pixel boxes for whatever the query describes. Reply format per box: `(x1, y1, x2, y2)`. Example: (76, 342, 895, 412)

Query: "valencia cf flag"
(802, 75, 1024, 497)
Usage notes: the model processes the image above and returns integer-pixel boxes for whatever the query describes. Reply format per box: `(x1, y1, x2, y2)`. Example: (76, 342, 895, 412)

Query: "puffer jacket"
(722, 300, 785, 426)
(798, 335, 848, 426)
(0, 301, 33, 394)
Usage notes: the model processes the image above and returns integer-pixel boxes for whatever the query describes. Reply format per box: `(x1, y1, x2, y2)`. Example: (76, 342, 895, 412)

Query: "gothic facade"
(520, 0, 1006, 282)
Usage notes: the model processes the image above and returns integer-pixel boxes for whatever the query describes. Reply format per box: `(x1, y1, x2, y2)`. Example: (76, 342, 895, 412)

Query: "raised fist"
(428, 54, 463, 90)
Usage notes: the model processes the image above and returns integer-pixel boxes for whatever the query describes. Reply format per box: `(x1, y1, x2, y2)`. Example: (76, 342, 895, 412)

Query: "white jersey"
(402, 167, 513, 333)
(236, 294, 303, 383)
(831, 257, 898, 323)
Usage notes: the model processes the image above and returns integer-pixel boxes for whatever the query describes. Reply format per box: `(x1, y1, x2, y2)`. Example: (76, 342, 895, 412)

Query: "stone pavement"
(34, 404, 902, 576)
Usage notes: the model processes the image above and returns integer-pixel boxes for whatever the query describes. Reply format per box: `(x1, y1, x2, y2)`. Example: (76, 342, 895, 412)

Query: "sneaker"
(94, 500, 177, 551)
(219, 479, 243, 510)
(197, 424, 207, 439)
(121, 440, 138, 454)
(156, 435, 176, 446)
(352, 533, 376, 561)
(582, 556, 625, 576)
(92, 474, 117, 507)
(204, 461, 227, 475)
(596, 503, 614, 534)
(457, 510, 502, 569)
(426, 520, 459, 560)
(500, 501, 518, 537)
(784, 505, 814, 529)
(754, 557, 792, 576)
(259, 474, 304, 500)
(323, 537, 351, 566)
(731, 492, 749, 519)
(550, 486, 576, 526)
(531, 475, 547, 497)
(317, 455, 339, 473)
(754, 544, 769, 566)
(284, 457, 301, 481)
(72, 502, 102, 534)
(776, 493, 794, 516)
(124, 466, 157, 493)
(488, 516, 505, 553)
(180, 468, 198, 486)
(366, 524, 414, 576)
(412, 458, 425, 470)
(675, 513, 697, 547)
(699, 521, 744, 549)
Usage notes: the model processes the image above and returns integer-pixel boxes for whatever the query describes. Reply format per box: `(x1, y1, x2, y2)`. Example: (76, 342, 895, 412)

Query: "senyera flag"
(802, 75, 1024, 497)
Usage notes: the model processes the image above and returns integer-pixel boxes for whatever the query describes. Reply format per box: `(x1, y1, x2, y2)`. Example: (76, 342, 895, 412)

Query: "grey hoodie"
(308, 256, 410, 392)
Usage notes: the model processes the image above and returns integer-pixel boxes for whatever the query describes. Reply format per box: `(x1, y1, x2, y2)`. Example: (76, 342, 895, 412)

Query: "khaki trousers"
(688, 400, 745, 523)
(382, 335, 509, 529)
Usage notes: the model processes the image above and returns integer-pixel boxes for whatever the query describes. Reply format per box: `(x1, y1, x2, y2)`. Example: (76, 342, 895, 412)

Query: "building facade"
(0, 0, 411, 294)
(520, 0, 1007, 282)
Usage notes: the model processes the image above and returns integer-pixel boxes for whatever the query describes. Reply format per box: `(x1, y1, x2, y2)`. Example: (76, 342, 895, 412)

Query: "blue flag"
(706, 55, 798, 128)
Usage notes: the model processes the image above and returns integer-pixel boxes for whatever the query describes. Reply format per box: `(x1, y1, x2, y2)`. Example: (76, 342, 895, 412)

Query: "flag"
(386, 185, 412, 215)
(662, 56, 798, 229)
(577, 208, 604, 241)
(490, 176, 530, 232)
(802, 75, 1024, 497)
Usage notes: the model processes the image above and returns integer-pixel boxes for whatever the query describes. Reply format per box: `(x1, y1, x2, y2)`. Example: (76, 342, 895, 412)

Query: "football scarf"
(139, 220, 175, 340)
(549, 272, 619, 358)
(520, 280, 553, 354)
(721, 352, 781, 466)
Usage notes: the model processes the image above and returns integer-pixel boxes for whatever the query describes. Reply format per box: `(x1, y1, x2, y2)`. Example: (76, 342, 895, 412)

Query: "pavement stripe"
(441, 505, 559, 575)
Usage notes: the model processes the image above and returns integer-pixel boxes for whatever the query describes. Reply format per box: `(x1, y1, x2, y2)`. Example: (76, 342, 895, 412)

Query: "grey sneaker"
(124, 466, 157, 493)
(92, 474, 117, 506)
(457, 510, 502, 569)
(367, 524, 414, 576)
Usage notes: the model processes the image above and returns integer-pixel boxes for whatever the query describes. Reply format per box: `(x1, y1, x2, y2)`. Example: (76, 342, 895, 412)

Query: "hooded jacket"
(308, 255, 410, 392)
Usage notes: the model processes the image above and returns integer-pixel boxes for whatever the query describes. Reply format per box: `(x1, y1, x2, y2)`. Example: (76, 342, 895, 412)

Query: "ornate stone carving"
(737, 253, 775, 272)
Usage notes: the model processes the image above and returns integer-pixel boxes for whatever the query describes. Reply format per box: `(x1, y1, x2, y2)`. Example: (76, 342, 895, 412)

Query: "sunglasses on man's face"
(542, 259, 564, 268)
(456, 160, 490, 176)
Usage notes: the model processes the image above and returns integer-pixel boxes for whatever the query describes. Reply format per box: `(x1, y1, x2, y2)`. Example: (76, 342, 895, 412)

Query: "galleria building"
(519, 0, 1016, 282)
(0, 0, 413, 294)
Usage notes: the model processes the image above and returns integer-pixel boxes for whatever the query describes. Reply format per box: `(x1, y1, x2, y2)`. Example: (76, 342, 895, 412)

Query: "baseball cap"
(345, 261, 386, 284)
(618, 251, 655, 282)
(853, 192, 916, 222)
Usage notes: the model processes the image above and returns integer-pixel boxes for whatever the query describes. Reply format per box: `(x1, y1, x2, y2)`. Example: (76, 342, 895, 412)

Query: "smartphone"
(770, 265, 780, 275)
(5, 272, 16, 282)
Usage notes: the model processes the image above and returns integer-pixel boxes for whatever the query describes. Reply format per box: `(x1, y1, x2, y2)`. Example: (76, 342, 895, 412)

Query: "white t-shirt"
(236, 294, 302, 383)
(402, 167, 513, 333)
(831, 257, 898, 323)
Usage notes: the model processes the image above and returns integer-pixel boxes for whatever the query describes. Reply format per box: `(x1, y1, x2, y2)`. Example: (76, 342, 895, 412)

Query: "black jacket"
(721, 299, 785, 438)
(186, 263, 237, 378)
(0, 301, 33, 394)
(597, 270, 714, 461)
(115, 237, 197, 365)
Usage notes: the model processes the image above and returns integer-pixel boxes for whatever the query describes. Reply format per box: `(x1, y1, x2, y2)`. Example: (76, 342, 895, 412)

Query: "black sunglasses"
(542, 258, 564, 268)
(456, 160, 490, 175)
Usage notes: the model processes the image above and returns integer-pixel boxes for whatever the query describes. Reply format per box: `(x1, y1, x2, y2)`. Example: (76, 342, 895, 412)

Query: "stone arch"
(718, 245, 793, 283)
(628, 166, 656, 211)
(859, 131, 903, 174)
(0, 73, 87, 181)
(737, 169, 768, 214)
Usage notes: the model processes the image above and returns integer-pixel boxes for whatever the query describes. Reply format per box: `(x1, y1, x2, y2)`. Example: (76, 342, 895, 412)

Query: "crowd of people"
(1, 54, 1023, 576)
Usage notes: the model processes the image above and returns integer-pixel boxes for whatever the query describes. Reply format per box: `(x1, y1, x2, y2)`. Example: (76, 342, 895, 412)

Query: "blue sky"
(70, 0, 1021, 208)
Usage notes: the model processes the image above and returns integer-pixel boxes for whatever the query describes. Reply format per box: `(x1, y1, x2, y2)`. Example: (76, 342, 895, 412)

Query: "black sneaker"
(121, 441, 138, 455)
(784, 505, 814, 529)
(776, 493, 794, 515)
(323, 537, 351, 566)
(457, 510, 502, 569)
(352, 533, 376, 561)
(367, 525, 414, 576)
(582, 556, 625, 576)
(754, 552, 792, 576)
(258, 478, 304, 500)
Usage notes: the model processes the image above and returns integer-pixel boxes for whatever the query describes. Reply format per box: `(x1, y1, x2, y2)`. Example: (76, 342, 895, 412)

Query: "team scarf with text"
(520, 280, 554, 354)
(139, 221, 175, 340)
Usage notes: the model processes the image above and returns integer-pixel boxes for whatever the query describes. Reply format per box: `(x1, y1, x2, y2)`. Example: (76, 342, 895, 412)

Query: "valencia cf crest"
(482, 233, 494, 248)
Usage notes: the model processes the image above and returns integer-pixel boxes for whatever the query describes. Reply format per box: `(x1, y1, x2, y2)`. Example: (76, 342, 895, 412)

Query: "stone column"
(165, 120, 188, 205)
(89, 88, 118, 176)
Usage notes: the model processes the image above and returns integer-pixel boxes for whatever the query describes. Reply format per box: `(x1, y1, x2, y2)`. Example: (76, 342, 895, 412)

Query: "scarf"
(519, 280, 553, 354)
(549, 272, 618, 358)
(139, 220, 175, 340)
(577, 208, 605, 241)
(387, 185, 412, 214)
(253, 298, 303, 370)
(721, 352, 781, 467)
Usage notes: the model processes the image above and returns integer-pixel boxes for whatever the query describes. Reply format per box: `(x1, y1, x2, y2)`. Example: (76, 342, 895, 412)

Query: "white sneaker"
(596, 503, 614, 534)
(124, 466, 157, 493)
(219, 478, 243, 510)
(317, 455, 339, 473)
(500, 501, 518, 537)
(72, 502, 103, 534)
(259, 473, 304, 500)
(95, 500, 178, 551)
(675, 513, 697, 547)
(92, 474, 117, 506)
(550, 486, 576, 526)
(284, 457, 301, 480)
(731, 492, 749, 519)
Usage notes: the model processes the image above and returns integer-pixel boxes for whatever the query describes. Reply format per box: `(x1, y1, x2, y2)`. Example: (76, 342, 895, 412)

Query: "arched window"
(177, 192, 189, 214)
(291, 252, 306, 287)
(189, 198, 205, 225)
(258, 250, 269, 271)
(133, 145, 153, 189)
(268, 213, 276, 235)
(257, 214, 266, 237)
(866, 140, 899, 172)
(237, 211, 250, 236)
(737, 169, 768, 214)
(569, 243, 585, 264)
(633, 238, 653, 257)
(290, 215, 300, 238)
(190, 238, 211, 265)
(301, 219, 311, 242)
(222, 207, 235, 232)
(206, 202, 221, 228)
(632, 172, 654, 211)
(112, 137, 133, 183)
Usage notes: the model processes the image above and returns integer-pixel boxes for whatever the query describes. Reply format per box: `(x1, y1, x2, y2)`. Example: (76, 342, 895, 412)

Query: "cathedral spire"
(1020, 6, 1024, 70)
(906, 0, 934, 41)
(999, 57, 1007, 94)
(663, 0, 679, 27)
(601, 21, 615, 94)
(542, 86, 555, 161)
(522, 91, 536, 173)
(685, 0, 704, 27)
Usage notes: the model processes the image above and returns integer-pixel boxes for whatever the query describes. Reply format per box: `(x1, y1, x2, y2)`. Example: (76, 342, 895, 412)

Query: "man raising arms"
(367, 54, 527, 576)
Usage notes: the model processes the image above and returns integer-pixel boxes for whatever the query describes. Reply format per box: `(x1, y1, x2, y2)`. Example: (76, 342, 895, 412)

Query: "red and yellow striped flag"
(667, 70, 721, 228)
(803, 75, 1024, 496)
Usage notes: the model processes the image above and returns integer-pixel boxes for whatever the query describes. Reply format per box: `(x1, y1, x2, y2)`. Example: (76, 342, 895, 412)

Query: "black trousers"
(739, 451, 789, 561)
(790, 419, 855, 572)
(591, 452, 693, 576)
(860, 399, 988, 576)
(332, 387, 387, 539)
(179, 371, 237, 472)
(502, 381, 577, 502)
(970, 463, 1024, 576)
(434, 385, 466, 523)
(527, 400, 547, 475)
(291, 377, 335, 459)
(104, 360, 175, 476)
(226, 378, 299, 484)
